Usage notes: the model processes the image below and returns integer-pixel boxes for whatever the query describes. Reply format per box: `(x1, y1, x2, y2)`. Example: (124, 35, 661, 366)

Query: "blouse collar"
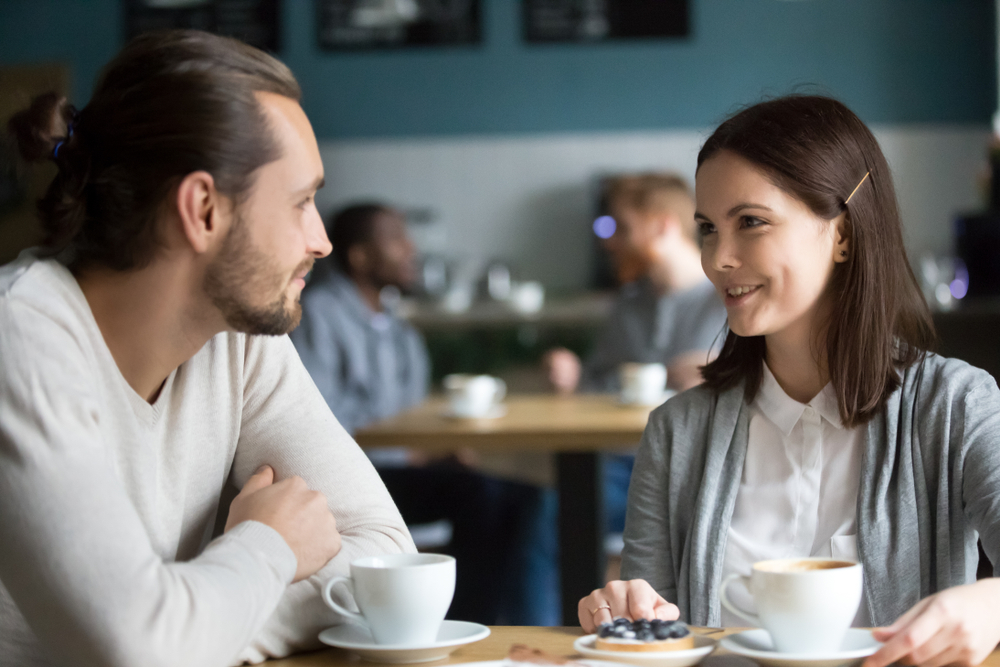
(754, 362, 844, 436)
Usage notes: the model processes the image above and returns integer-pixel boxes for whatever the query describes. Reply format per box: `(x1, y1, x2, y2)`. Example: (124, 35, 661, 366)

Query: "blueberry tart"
(594, 618, 694, 652)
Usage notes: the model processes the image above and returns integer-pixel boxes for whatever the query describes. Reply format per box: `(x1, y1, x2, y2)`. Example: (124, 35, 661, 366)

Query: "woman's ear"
(833, 214, 851, 263)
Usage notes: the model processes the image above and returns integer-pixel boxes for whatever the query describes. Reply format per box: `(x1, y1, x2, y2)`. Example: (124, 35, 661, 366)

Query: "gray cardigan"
(620, 353, 1000, 627)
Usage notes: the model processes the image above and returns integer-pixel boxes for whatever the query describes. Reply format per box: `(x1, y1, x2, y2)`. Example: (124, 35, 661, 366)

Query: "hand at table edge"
(863, 578, 1000, 667)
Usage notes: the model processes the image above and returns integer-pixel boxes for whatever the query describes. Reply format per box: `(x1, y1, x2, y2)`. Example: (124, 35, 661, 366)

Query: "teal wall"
(1, 0, 995, 138)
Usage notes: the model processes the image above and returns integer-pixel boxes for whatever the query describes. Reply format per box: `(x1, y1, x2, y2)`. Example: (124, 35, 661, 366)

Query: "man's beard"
(204, 213, 310, 336)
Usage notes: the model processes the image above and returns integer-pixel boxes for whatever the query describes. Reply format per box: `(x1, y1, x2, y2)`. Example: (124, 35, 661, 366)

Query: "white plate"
(319, 620, 490, 663)
(719, 629, 881, 667)
(574, 633, 718, 667)
(441, 404, 508, 420)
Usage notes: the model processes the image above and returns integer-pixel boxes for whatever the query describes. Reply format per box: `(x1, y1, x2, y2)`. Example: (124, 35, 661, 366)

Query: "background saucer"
(719, 628, 881, 667)
(441, 404, 508, 420)
(618, 390, 677, 408)
(319, 620, 490, 664)
(574, 633, 718, 667)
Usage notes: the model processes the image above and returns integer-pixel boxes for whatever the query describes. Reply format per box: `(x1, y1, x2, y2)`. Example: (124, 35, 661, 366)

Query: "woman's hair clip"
(844, 171, 870, 205)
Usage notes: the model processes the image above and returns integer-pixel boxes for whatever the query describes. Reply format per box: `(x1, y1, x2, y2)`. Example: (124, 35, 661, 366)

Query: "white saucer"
(318, 620, 490, 663)
(619, 390, 677, 408)
(452, 661, 634, 667)
(575, 633, 718, 667)
(441, 405, 508, 420)
(719, 629, 881, 667)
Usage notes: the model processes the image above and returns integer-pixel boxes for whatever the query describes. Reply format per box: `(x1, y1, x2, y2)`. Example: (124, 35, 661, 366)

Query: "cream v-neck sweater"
(0, 254, 415, 667)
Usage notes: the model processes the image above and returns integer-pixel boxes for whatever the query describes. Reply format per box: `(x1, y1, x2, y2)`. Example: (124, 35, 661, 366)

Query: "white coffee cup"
(443, 374, 506, 418)
(720, 558, 863, 654)
(619, 363, 667, 405)
(322, 553, 456, 646)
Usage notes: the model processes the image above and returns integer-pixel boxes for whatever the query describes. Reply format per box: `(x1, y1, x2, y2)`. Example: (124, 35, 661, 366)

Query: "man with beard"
(0, 30, 412, 667)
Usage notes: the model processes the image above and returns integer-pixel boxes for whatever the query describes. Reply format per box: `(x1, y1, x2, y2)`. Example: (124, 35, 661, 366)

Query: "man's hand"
(543, 348, 582, 395)
(226, 465, 342, 582)
(578, 579, 680, 633)
(667, 350, 712, 391)
(863, 579, 1000, 667)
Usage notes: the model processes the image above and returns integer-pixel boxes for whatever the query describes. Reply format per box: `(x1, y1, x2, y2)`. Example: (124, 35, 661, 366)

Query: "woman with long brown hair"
(579, 95, 1000, 667)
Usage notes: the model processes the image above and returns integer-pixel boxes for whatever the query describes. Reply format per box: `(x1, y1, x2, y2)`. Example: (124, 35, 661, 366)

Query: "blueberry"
(650, 619, 666, 629)
(667, 624, 690, 639)
(636, 629, 655, 642)
(635, 619, 651, 629)
(613, 618, 630, 627)
(653, 626, 670, 640)
(598, 624, 614, 638)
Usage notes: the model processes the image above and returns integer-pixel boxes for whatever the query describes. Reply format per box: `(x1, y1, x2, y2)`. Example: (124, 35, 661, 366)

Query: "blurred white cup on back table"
(443, 374, 506, 418)
(509, 281, 545, 314)
(322, 553, 455, 645)
(619, 363, 667, 406)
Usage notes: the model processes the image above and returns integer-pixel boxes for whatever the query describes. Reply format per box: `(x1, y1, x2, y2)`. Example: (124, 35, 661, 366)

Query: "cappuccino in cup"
(322, 553, 455, 645)
(720, 558, 862, 654)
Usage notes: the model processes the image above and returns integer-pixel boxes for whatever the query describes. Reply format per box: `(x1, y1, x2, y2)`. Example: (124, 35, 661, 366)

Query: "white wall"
(318, 125, 989, 291)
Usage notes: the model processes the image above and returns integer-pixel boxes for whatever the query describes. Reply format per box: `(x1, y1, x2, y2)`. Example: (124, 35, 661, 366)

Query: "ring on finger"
(591, 604, 611, 616)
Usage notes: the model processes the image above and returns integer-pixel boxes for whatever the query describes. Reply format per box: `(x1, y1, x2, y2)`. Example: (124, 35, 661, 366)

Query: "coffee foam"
(755, 559, 855, 573)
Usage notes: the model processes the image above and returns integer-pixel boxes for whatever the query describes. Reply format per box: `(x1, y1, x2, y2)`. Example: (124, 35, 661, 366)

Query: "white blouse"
(720, 363, 869, 627)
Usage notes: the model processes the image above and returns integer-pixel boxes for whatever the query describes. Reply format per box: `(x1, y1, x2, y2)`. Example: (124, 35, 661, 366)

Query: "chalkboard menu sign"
(316, 0, 481, 50)
(524, 0, 688, 43)
(125, 0, 281, 53)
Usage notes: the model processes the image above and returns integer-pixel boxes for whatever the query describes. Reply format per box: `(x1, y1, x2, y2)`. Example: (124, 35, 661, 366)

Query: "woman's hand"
(863, 579, 1000, 667)
(578, 579, 680, 633)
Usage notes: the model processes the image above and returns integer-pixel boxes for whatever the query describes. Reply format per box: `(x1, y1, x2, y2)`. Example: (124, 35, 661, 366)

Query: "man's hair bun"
(7, 92, 72, 163)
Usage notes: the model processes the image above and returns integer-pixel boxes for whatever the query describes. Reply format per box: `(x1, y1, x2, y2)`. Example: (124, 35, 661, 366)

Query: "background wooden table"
(354, 395, 651, 451)
(266, 625, 1000, 666)
(355, 394, 655, 624)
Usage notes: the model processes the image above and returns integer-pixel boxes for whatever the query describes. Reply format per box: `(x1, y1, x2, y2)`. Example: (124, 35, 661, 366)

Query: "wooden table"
(355, 395, 655, 625)
(265, 626, 1000, 666)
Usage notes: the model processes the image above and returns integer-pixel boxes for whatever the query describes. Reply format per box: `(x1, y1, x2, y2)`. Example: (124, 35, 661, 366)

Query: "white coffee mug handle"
(494, 379, 507, 402)
(322, 576, 367, 627)
(719, 573, 761, 626)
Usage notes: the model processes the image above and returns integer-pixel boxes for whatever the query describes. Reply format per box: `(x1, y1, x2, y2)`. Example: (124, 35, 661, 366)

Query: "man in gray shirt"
(547, 173, 727, 396)
(545, 173, 727, 534)
(292, 204, 429, 437)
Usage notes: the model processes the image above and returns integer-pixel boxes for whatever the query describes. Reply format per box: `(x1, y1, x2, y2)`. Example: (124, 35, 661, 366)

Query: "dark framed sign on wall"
(523, 0, 689, 43)
(125, 0, 281, 53)
(316, 0, 481, 50)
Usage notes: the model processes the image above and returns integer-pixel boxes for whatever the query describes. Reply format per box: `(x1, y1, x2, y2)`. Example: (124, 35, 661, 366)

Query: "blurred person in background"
(292, 203, 556, 625)
(0, 30, 413, 667)
(292, 203, 429, 432)
(544, 173, 727, 536)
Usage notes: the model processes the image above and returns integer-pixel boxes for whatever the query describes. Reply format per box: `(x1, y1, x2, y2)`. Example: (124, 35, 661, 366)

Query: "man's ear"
(347, 244, 370, 276)
(652, 213, 679, 239)
(175, 171, 225, 255)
